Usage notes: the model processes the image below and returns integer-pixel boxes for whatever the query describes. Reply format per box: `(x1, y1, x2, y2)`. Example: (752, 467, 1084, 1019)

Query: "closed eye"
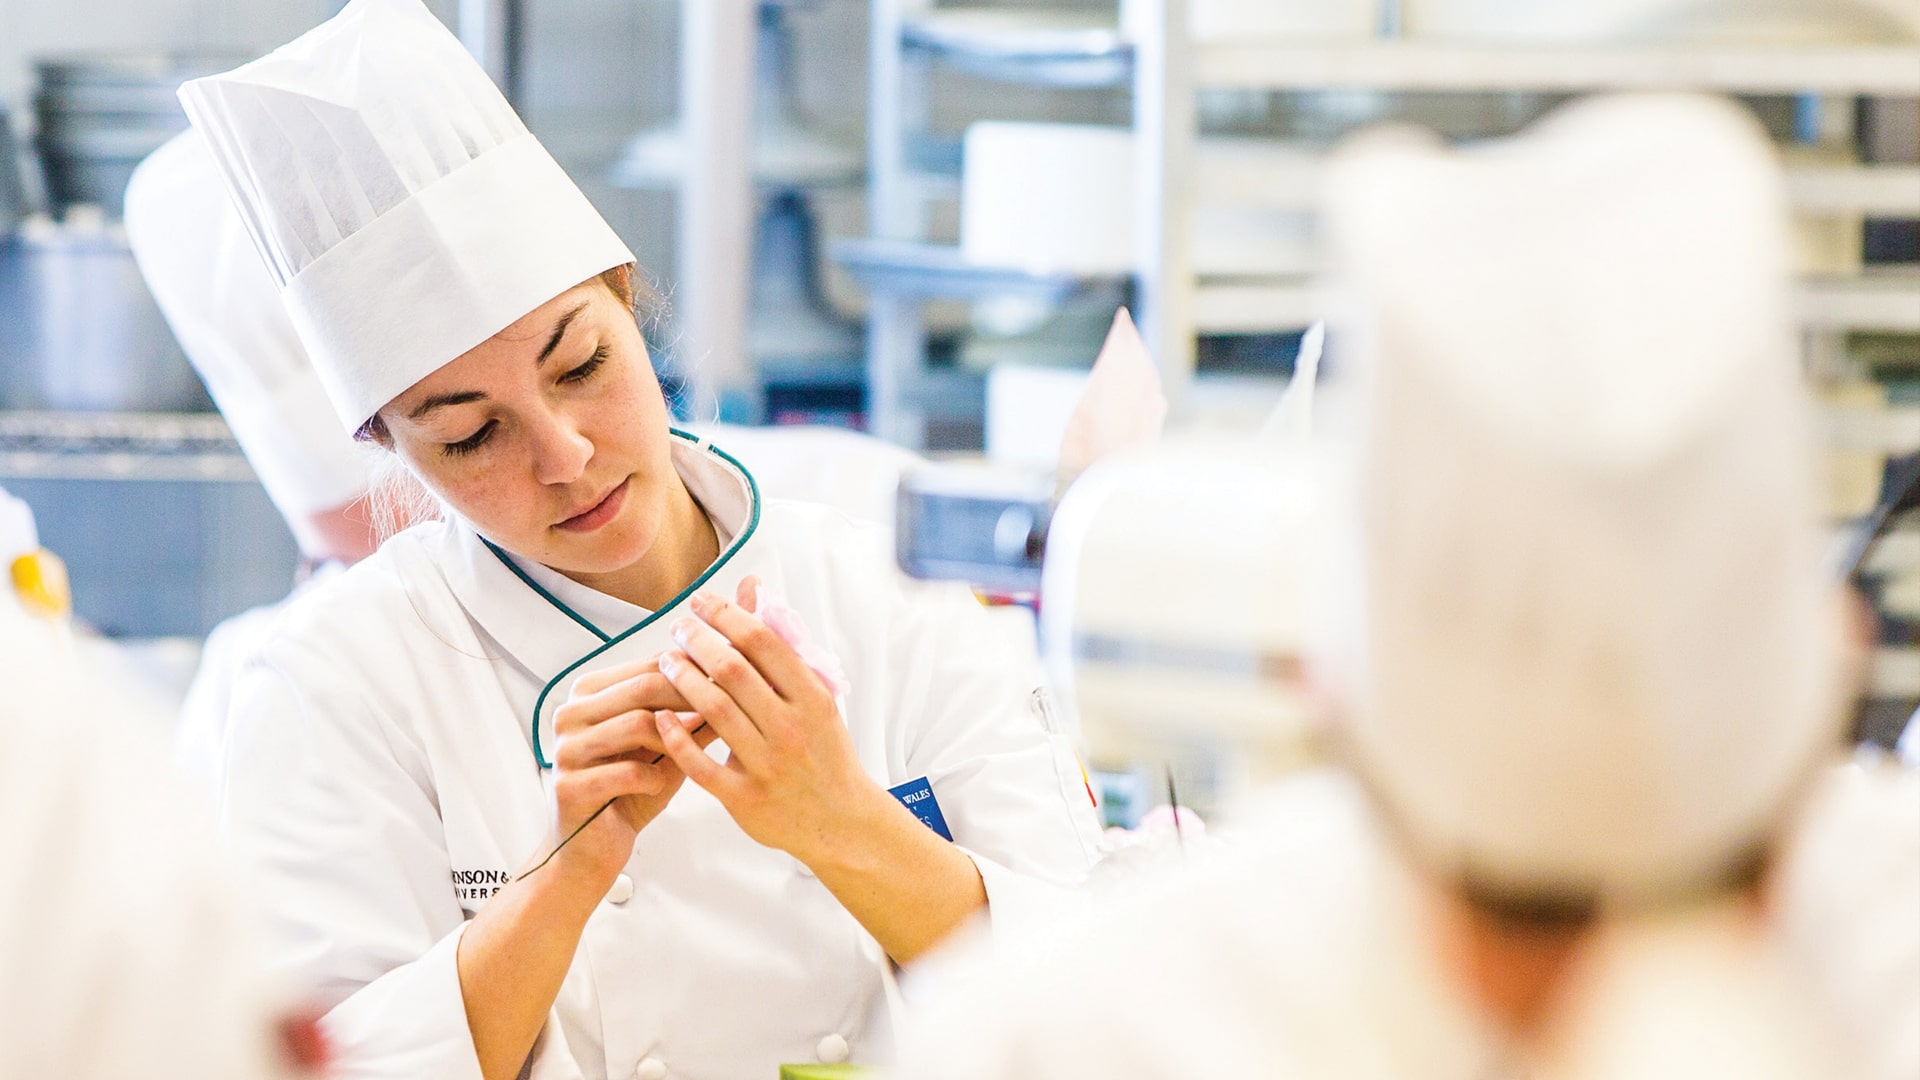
(442, 419, 497, 457)
(559, 344, 609, 385)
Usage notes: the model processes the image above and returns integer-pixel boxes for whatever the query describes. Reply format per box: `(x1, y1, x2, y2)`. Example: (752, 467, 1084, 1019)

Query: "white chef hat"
(125, 131, 370, 556)
(1317, 94, 1844, 905)
(176, 0, 634, 431)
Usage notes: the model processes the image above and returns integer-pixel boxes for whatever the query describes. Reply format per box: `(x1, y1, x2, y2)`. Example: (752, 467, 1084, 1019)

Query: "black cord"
(516, 799, 615, 883)
(1166, 766, 1184, 850)
(515, 722, 708, 884)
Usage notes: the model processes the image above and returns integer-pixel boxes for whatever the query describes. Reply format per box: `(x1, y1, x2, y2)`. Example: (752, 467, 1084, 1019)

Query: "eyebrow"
(407, 390, 486, 421)
(406, 302, 592, 421)
(537, 303, 589, 366)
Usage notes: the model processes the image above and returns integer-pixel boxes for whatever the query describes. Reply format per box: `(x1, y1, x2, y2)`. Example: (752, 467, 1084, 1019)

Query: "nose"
(528, 409, 594, 487)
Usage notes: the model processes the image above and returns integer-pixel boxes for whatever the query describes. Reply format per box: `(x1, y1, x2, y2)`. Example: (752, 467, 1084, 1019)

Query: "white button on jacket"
(634, 1057, 666, 1080)
(816, 1033, 851, 1065)
(605, 875, 634, 906)
(222, 436, 1104, 1080)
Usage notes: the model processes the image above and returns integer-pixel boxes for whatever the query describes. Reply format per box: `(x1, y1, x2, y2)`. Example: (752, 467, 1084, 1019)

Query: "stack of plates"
(32, 53, 244, 218)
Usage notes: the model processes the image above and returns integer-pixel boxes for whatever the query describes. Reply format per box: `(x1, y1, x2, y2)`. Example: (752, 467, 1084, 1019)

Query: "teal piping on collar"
(481, 537, 611, 644)
(495, 428, 763, 768)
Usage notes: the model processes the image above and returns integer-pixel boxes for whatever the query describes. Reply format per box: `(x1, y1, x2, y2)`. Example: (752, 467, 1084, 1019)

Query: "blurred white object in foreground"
(903, 774, 1841, 1080)
(899, 93, 1854, 1080)
(0, 488, 300, 1079)
(1322, 92, 1842, 903)
(1776, 759, 1920, 1080)
(1039, 438, 1326, 779)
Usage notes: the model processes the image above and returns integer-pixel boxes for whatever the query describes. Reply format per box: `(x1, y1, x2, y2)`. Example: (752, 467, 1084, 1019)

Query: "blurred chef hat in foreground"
(0, 489, 308, 1078)
(125, 132, 371, 557)
(1316, 94, 1844, 907)
(177, 0, 633, 431)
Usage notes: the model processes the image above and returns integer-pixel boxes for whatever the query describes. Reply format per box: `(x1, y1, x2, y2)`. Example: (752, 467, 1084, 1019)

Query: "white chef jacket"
(176, 563, 341, 796)
(899, 772, 1847, 1080)
(221, 431, 1103, 1080)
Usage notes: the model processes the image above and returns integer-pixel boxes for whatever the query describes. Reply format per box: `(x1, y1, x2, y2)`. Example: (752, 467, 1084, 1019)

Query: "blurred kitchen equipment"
(0, 412, 298, 638)
(896, 460, 1055, 593)
(0, 106, 26, 235)
(0, 214, 210, 413)
(1035, 439, 1323, 776)
(894, 438, 1326, 815)
(32, 53, 243, 218)
(611, 1, 863, 391)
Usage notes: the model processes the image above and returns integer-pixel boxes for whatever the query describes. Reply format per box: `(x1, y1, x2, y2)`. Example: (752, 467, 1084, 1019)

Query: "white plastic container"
(963, 124, 1134, 276)
(960, 122, 1319, 278)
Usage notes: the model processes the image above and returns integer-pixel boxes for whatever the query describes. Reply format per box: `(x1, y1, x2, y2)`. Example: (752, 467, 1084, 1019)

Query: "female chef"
(179, 3, 1102, 1079)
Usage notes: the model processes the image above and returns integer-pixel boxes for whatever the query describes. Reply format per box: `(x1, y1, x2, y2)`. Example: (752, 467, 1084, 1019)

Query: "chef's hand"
(652, 580, 886, 865)
(543, 660, 714, 884)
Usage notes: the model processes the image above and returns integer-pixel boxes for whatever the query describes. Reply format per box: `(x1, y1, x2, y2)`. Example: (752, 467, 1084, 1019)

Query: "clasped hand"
(545, 577, 872, 883)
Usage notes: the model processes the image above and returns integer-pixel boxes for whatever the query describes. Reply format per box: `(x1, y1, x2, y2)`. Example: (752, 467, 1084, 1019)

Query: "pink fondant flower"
(752, 581, 851, 698)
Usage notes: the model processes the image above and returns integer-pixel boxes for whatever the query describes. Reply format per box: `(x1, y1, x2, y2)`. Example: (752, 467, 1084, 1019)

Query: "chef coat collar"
(493, 480, 739, 640)
(439, 428, 761, 702)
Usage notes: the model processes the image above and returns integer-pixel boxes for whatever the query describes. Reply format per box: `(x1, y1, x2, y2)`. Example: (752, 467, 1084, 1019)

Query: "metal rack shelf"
(1184, 269, 1920, 336)
(1801, 269, 1920, 331)
(1130, 0, 1920, 407)
(856, 2, 1144, 446)
(1194, 40, 1920, 95)
(1786, 164, 1920, 215)
(0, 411, 254, 483)
(901, 9, 1131, 88)
(852, 1, 1920, 442)
(833, 238, 1127, 304)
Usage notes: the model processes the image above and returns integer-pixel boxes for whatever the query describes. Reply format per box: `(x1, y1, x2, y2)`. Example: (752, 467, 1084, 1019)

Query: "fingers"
(657, 648, 768, 762)
(554, 709, 715, 772)
(736, 575, 760, 614)
(570, 655, 656, 697)
(687, 590, 819, 704)
(557, 670, 693, 737)
(654, 708, 741, 800)
(669, 612, 785, 718)
(672, 712, 721, 756)
(553, 756, 675, 817)
(553, 710, 663, 771)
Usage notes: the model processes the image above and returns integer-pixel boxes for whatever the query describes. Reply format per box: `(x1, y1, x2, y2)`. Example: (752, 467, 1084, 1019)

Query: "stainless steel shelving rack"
(0, 411, 252, 483)
(1128, 0, 1920, 407)
(845, 0, 1920, 445)
(841, 3, 1134, 448)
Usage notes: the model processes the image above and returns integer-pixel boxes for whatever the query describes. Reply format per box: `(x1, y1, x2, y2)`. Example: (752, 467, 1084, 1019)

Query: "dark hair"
(354, 262, 652, 444)
(1452, 841, 1771, 935)
(1455, 874, 1599, 935)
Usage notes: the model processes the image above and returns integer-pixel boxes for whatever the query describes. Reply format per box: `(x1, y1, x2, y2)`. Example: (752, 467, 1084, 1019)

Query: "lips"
(555, 476, 630, 533)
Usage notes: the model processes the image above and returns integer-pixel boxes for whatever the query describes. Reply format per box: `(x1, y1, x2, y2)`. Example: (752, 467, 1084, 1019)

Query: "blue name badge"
(888, 776, 953, 842)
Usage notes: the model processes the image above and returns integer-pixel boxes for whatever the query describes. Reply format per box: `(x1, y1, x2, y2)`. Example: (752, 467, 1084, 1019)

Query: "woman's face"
(379, 278, 676, 576)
